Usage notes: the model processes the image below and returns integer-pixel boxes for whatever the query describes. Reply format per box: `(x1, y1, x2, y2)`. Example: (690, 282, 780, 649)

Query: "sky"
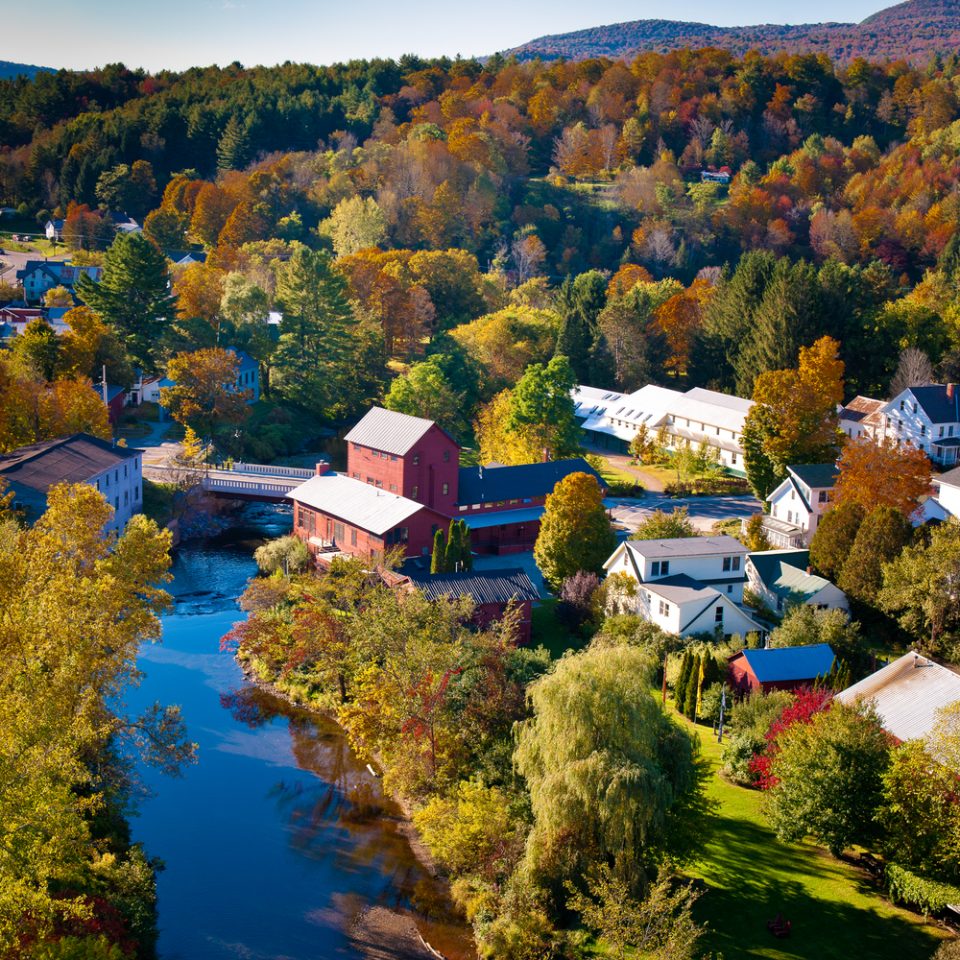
(6, 0, 892, 73)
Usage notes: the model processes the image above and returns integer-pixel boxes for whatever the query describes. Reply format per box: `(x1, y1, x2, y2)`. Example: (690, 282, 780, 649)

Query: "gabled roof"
(404, 568, 539, 606)
(936, 465, 960, 489)
(788, 463, 838, 490)
(286, 473, 432, 535)
(839, 395, 884, 422)
(226, 347, 257, 372)
(733, 644, 836, 683)
(836, 651, 960, 742)
(747, 549, 836, 600)
(457, 458, 602, 505)
(344, 406, 454, 457)
(624, 534, 746, 561)
(888, 385, 960, 425)
(640, 573, 719, 605)
(0, 433, 141, 492)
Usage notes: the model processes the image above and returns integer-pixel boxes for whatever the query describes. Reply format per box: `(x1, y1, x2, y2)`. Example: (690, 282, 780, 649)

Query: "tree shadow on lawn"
(693, 814, 941, 960)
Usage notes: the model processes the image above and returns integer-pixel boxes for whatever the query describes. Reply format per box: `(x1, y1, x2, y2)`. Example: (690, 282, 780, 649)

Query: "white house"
(574, 383, 754, 474)
(0, 433, 143, 533)
(44, 219, 64, 241)
(932, 466, 960, 520)
(746, 549, 849, 615)
(837, 651, 960, 743)
(604, 535, 763, 638)
(759, 463, 839, 548)
(839, 395, 884, 441)
(878, 384, 960, 468)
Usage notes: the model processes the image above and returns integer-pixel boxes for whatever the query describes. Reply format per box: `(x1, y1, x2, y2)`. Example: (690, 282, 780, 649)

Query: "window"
(334, 523, 344, 542)
(351, 528, 358, 546)
(134, 485, 140, 501)
(731, 452, 737, 465)
(651, 560, 669, 577)
(727, 584, 733, 594)
(389, 483, 397, 492)
(818, 490, 829, 503)
(96, 480, 100, 491)
(372, 450, 380, 458)
(375, 479, 383, 488)
(442, 450, 451, 462)
(104, 473, 110, 487)
(123, 491, 128, 505)
(658, 600, 670, 617)
(715, 606, 724, 622)
(442, 482, 449, 495)
(123, 465, 127, 478)
(921, 424, 927, 436)
(411, 485, 418, 498)
(413, 454, 420, 466)
(352, 472, 360, 479)
(722, 556, 740, 572)
(366, 476, 374, 484)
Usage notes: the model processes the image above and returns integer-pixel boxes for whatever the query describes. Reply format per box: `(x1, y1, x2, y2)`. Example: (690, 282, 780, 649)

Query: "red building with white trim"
(289, 406, 605, 562)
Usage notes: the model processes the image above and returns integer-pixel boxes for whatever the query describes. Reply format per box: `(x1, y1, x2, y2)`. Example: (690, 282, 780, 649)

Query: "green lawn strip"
(531, 598, 587, 660)
(674, 711, 945, 960)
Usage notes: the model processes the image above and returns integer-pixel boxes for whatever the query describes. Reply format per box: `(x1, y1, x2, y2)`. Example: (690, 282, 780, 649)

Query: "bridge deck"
(143, 463, 314, 500)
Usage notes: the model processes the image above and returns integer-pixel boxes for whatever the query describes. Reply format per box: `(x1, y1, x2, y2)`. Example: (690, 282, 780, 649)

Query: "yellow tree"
(172, 261, 226, 324)
(162, 347, 250, 438)
(833, 436, 932, 517)
(43, 285, 73, 308)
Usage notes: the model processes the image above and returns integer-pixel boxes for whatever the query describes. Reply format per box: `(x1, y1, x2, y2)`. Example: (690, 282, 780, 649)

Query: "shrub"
(886, 863, 960, 916)
(556, 571, 600, 632)
(254, 535, 312, 575)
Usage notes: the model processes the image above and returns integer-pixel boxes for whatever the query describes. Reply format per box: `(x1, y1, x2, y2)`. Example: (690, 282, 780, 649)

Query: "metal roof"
(344, 406, 445, 456)
(625, 534, 747, 559)
(405, 568, 539, 605)
(460, 506, 545, 530)
(0, 433, 142, 492)
(734, 644, 836, 683)
(457, 458, 602, 505)
(747, 550, 835, 600)
(836, 651, 960, 742)
(286, 474, 428, 535)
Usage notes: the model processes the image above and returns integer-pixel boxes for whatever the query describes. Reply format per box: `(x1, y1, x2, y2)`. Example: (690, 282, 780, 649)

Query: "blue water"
(127, 508, 468, 959)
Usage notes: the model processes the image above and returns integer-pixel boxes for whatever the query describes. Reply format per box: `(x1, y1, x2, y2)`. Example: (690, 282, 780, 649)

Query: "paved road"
(0, 247, 66, 285)
(608, 493, 761, 534)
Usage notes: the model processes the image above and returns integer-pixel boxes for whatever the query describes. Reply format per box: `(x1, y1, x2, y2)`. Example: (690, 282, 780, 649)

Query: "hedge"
(886, 862, 960, 915)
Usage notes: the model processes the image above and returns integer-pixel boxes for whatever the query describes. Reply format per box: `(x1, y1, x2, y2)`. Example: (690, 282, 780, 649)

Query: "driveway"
(608, 493, 761, 534)
(0, 247, 67, 286)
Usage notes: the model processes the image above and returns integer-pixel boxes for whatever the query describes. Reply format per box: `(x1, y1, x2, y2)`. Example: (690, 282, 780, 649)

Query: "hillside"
(504, 0, 960, 64)
(0, 60, 55, 80)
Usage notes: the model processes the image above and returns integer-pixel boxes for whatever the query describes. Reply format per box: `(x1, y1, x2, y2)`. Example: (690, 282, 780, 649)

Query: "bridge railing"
(203, 477, 297, 495)
(229, 462, 316, 478)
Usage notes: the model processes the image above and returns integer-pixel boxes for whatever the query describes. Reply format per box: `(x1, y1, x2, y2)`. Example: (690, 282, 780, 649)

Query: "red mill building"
(288, 406, 604, 561)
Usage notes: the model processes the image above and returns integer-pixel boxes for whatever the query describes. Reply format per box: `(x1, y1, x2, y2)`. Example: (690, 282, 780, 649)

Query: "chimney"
(948, 383, 956, 400)
(315, 461, 330, 476)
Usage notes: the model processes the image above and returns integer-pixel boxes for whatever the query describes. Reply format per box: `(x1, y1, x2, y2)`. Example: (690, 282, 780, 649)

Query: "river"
(128, 505, 472, 960)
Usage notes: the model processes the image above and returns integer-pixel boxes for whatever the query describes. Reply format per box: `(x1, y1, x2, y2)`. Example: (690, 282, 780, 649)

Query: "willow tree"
(514, 645, 705, 903)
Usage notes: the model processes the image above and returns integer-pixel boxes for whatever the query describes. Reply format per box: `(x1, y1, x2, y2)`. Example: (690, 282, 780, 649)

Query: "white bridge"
(143, 461, 316, 501)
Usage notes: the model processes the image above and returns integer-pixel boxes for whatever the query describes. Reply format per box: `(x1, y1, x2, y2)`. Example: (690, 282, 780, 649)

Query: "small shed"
(728, 643, 836, 694)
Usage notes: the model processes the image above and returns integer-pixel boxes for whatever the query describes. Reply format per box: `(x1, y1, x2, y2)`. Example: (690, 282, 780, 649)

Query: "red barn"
(288, 406, 606, 562)
(727, 643, 836, 694)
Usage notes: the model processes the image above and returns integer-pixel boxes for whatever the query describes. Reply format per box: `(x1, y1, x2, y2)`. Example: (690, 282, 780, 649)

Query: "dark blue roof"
(736, 643, 836, 683)
(909, 385, 960, 425)
(789, 463, 838, 489)
(457, 457, 603, 505)
(227, 347, 258, 372)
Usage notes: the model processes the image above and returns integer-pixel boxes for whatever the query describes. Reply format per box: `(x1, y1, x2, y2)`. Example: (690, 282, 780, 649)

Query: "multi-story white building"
(573, 383, 754, 474)
(877, 384, 960, 468)
(604, 535, 763, 638)
(0, 433, 143, 533)
(758, 463, 839, 548)
(838, 395, 885, 441)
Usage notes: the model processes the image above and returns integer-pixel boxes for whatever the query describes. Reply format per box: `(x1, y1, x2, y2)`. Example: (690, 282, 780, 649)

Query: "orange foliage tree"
(833, 436, 933, 517)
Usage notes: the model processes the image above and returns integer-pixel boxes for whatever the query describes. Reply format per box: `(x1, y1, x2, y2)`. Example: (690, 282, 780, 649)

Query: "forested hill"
(0, 60, 55, 79)
(504, 0, 960, 65)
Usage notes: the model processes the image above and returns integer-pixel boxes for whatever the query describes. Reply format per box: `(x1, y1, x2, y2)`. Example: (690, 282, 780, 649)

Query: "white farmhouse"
(759, 463, 839, 548)
(877, 384, 960, 468)
(604, 535, 763, 638)
(839, 395, 885, 441)
(573, 383, 754, 474)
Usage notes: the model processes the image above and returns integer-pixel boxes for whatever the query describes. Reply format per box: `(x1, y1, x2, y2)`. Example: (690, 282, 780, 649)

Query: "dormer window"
(651, 560, 669, 577)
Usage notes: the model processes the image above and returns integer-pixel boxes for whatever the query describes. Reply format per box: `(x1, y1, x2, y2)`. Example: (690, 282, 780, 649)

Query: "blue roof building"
(728, 643, 836, 692)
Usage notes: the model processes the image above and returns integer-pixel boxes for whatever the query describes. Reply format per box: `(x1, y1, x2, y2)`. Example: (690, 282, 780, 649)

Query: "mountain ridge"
(503, 0, 960, 65)
(0, 60, 56, 80)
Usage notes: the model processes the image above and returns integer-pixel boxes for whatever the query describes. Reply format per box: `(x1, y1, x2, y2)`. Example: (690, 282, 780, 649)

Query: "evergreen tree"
(431, 529, 446, 574)
(684, 655, 701, 719)
(457, 519, 473, 572)
(75, 232, 176, 372)
(675, 651, 693, 707)
(838, 506, 912, 603)
(273, 248, 380, 418)
(217, 114, 250, 171)
(444, 520, 462, 573)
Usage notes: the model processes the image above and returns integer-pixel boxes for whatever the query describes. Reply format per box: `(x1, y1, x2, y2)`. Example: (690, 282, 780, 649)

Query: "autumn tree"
(742, 336, 844, 501)
(76, 232, 176, 371)
(320, 196, 387, 257)
(43, 285, 73, 308)
(162, 347, 250, 438)
(534, 472, 616, 591)
(833, 436, 932, 517)
(630, 507, 697, 541)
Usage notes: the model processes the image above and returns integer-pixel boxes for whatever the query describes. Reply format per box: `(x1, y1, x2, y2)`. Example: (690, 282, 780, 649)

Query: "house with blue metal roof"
(746, 549, 848, 615)
(728, 643, 836, 693)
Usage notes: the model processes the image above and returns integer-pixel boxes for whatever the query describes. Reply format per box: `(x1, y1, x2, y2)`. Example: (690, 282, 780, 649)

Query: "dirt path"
(587, 446, 668, 492)
(349, 906, 443, 960)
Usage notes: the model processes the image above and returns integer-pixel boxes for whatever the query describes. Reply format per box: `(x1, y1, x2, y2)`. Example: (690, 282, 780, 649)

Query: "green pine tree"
(674, 651, 692, 707)
(75, 232, 176, 372)
(457, 519, 473, 572)
(444, 520, 461, 572)
(684, 654, 701, 719)
(430, 529, 446, 574)
(217, 114, 251, 171)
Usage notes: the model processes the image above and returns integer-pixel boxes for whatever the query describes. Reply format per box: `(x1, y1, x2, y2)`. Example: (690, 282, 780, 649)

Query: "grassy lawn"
(594, 457, 638, 487)
(531, 599, 588, 660)
(676, 712, 947, 960)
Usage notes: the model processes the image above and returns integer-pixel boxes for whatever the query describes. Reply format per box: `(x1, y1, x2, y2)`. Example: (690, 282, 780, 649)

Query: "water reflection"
(129, 505, 472, 960)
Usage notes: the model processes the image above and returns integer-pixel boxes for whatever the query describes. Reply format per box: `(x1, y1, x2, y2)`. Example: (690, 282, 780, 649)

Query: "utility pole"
(717, 683, 727, 743)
